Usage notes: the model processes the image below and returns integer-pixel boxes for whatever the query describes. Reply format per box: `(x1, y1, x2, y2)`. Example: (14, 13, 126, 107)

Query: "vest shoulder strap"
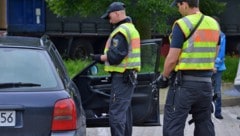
(184, 14, 204, 41)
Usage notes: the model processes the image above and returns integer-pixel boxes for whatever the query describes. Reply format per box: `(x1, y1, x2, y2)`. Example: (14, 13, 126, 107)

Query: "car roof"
(0, 35, 51, 49)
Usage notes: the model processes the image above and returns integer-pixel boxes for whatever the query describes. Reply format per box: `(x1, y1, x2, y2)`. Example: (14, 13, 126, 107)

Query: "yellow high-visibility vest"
(104, 23, 141, 73)
(170, 13, 220, 71)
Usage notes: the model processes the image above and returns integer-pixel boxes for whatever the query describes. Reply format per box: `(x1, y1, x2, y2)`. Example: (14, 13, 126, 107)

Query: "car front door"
(73, 39, 162, 127)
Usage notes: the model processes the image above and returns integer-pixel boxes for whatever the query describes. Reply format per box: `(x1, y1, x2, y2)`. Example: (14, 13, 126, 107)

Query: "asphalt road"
(87, 83, 240, 136)
(87, 106, 240, 136)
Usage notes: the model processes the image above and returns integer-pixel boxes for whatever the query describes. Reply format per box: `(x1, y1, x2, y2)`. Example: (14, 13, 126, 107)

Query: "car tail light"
(51, 98, 77, 131)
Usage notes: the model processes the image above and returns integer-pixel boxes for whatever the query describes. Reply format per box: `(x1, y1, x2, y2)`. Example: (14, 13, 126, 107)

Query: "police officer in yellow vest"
(90, 2, 140, 136)
(154, 0, 220, 136)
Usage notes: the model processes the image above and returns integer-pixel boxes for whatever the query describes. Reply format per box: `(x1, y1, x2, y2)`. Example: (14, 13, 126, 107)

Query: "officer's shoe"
(215, 114, 224, 119)
(237, 116, 240, 120)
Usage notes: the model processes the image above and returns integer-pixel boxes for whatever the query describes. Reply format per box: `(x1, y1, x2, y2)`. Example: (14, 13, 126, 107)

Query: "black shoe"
(237, 116, 240, 120)
(215, 115, 224, 119)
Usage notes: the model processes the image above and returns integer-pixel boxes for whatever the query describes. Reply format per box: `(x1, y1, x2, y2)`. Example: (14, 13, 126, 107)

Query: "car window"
(140, 43, 159, 73)
(48, 45, 70, 85)
(0, 48, 58, 88)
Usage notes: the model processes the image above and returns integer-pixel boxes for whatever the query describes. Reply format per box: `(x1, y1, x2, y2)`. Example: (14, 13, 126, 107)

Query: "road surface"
(87, 106, 240, 136)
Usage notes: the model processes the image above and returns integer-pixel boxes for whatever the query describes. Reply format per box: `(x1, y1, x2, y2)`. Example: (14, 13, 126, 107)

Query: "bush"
(223, 56, 239, 82)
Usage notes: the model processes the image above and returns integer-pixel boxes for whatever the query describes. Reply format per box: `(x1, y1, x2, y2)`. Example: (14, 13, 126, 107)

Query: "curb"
(159, 83, 240, 113)
(160, 97, 240, 113)
(222, 97, 240, 107)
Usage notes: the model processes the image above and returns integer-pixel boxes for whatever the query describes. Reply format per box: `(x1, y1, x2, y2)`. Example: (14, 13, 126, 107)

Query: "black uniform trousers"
(109, 73, 135, 136)
(163, 80, 215, 136)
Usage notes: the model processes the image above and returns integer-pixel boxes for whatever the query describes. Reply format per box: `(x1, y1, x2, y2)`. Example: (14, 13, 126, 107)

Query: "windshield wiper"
(0, 82, 41, 89)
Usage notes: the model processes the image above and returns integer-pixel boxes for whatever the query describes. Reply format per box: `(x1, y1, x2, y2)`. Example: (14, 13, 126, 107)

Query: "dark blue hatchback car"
(0, 36, 86, 136)
(0, 35, 162, 136)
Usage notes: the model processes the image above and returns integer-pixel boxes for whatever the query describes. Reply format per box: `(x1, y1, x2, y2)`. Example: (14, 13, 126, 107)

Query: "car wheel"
(70, 40, 93, 60)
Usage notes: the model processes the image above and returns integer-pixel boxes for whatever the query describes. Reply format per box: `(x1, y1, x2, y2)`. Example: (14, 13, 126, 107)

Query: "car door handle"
(99, 76, 111, 82)
(101, 79, 109, 82)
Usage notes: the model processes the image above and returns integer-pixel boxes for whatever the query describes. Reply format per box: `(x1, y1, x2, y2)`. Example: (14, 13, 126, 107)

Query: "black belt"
(111, 72, 123, 77)
(111, 69, 135, 77)
(182, 75, 211, 83)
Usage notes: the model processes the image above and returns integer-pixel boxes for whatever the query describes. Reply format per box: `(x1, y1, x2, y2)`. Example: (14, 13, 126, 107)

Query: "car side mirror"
(89, 65, 98, 75)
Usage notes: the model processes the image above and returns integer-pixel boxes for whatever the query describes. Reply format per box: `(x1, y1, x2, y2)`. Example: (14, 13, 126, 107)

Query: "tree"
(45, 0, 174, 38)
(200, 0, 226, 16)
(45, 0, 226, 39)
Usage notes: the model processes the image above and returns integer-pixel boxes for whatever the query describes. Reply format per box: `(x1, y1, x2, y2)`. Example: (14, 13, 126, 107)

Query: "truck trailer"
(2, 0, 240, 58)
(219, 0, 240, 55)
(5, 0, 112, 59)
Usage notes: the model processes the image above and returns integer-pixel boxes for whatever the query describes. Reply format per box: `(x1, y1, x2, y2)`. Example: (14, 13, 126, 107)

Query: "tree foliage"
(45, 0, 226, 38)
(200, 0, 226, 16)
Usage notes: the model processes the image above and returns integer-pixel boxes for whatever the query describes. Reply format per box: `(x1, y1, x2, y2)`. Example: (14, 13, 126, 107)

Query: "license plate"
(0, 111, 16, 126)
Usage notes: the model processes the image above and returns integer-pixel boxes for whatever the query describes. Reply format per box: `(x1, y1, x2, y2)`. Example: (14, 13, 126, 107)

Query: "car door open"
(73, 38, 163, 127)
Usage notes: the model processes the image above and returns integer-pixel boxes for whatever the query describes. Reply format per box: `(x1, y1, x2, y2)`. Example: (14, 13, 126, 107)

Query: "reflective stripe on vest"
(104, 23, 141, 73)
(171, 14, 220, 71)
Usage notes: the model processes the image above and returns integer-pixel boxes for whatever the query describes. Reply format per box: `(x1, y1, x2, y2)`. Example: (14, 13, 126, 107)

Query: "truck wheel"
(70, 40, 93, 60)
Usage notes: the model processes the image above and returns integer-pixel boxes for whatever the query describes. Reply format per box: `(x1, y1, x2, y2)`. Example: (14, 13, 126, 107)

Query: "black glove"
(154, 74, 169, 88)
(212, 93, 218, 101)
(90, 54, 101, 62)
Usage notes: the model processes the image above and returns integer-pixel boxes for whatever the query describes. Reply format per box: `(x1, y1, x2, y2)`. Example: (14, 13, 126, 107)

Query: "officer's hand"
(90, 54, 102, 62)
(213, 67, 217, 73)
(212, 93, 218, 101)
(154, 74, 169, 88)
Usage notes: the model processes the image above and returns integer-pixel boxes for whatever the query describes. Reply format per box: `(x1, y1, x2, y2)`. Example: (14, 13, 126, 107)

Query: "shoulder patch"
(112, 38, 119, 47)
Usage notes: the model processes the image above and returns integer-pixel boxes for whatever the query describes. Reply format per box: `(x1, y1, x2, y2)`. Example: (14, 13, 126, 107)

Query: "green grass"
(63, 59, 92, 78)
(64, 55, 239, 82)
(222, 56, 239, 82)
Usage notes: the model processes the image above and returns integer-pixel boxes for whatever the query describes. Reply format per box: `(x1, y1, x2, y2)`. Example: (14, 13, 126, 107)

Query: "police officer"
(154, 0, 220, 136)
(212, 16, 226, 120)
(91, 2, 140, 136)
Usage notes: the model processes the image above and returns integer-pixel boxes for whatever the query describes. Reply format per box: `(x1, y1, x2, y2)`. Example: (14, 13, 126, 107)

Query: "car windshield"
(0, 48, 58, 89)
